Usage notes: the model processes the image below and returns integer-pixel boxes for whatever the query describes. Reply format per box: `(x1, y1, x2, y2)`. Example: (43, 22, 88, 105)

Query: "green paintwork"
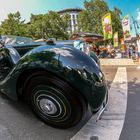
(0, 43, 107, 112)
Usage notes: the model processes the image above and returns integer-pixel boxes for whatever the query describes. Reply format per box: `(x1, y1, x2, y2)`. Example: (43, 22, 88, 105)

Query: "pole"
(132, 16, 140, 62)
(132, 16, 138, 36)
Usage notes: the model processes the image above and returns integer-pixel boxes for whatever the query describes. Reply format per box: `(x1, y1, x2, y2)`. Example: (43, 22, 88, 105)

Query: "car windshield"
(1, 35, 34, 45)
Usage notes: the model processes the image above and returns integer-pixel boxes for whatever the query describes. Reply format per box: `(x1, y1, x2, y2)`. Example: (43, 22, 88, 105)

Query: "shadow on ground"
(120, 77, 140, 140)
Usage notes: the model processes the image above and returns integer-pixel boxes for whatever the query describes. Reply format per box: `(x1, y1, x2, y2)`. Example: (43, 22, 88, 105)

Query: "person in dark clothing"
(91, 44, 100, 56)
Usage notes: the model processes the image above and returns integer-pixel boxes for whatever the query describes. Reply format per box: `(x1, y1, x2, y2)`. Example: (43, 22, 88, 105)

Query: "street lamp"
(132, 16, 140, 61)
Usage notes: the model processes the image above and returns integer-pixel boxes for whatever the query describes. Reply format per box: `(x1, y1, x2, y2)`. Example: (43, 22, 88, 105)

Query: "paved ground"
(0, 93, 92, 140)
(103, 66, 140, 140)
(71, 66, 128, 140)
(100, 59, 135, 66)
(0, 65, 140, 140)
(120, 66, 140, 140)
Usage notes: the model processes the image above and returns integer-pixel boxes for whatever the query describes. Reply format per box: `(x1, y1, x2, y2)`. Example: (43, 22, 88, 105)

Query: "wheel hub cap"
(39, 99, 57, 115)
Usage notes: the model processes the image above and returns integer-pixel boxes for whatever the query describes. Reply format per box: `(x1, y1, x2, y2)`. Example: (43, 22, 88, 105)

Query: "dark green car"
(0, 35, 108, 128)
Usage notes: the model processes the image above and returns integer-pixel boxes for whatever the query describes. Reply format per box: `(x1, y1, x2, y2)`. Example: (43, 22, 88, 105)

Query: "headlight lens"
(99, 72, 103, 79)
(95, 71, 104, 87)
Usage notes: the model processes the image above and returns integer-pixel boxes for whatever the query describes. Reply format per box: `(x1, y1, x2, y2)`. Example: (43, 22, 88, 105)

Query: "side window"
(8, 47, 20, 64)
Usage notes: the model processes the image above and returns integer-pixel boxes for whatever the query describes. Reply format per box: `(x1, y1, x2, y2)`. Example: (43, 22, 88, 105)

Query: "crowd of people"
(90, 43, 115, 58)
(120, 43, 138, 59)
(89, 42, 139, 60)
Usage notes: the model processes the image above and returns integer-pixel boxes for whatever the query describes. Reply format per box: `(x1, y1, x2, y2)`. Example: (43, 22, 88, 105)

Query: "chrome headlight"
(95, 71, 104, 87)
(99, 72, 103, 79)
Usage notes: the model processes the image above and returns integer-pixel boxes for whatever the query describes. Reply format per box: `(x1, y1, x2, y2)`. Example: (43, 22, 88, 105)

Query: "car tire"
(25, 74, 87, 128)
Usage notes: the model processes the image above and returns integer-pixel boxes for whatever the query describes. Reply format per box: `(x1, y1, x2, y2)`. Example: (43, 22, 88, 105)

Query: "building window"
(72, 14, 75, 19)
(73, 19, 76, 25)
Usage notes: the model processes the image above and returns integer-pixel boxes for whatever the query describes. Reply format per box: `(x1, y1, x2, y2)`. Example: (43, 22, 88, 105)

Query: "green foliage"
(78, 0, 109, 34)
(111, 7, 123, 39)
(27, 11, 70, 40)
(0, 11, 70, 40)
(0, 12, 27, 36)
(78, 0, 123, 40)
(0, 1, 122, 41)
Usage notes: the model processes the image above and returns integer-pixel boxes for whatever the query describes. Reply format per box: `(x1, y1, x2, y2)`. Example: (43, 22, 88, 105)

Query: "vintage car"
(0, 35, 108, 128)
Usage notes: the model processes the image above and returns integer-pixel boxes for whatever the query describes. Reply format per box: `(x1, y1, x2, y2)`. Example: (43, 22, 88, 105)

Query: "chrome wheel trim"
(35, 93, 63, 117)
(39, 98, 57, 115)
(103, 92, 108, 107)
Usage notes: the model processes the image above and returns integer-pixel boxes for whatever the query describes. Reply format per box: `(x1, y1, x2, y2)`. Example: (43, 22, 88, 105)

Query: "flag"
(102, 13, 113, 40)
(114, 32, 118, 47)
(122, 15, 131, 41)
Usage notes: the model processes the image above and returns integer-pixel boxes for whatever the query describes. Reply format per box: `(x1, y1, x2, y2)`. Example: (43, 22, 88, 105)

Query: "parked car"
(0, 35, 108, 128)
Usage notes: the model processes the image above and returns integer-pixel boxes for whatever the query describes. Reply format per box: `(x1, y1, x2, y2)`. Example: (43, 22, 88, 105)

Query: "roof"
(57, 8, 82, 14)
(73, 32, 103, 38)
(70, 32, 103, 43)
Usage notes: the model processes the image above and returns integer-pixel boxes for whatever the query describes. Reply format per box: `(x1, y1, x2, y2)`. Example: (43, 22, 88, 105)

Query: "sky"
(0, 0, 140, 36)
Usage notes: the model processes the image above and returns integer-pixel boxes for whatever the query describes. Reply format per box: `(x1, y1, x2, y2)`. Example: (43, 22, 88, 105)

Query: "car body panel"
(56, 39, 100, 66)
(0, 36, 107, 112)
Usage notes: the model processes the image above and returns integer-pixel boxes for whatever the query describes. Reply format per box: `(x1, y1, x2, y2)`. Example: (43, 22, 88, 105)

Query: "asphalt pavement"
(102, 66, 140, 140)
(0, 93, 92, 140)
(120, 66, 140, 140)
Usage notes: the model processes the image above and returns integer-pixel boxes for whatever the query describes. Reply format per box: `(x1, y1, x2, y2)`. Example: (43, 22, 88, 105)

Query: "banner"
(113, 32, 118, 47)
(122, 15, 131, 41)
(102, 13, 113, 40)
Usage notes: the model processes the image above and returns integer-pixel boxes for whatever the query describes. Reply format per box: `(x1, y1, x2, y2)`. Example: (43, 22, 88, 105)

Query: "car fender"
(1, 44, 107, 111)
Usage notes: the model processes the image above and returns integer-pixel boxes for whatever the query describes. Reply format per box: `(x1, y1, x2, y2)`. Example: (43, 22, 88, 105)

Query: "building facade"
(58, 8, 82, 33)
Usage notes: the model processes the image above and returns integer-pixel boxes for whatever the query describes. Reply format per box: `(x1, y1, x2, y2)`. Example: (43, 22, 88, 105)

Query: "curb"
(100, 58, 140, 66)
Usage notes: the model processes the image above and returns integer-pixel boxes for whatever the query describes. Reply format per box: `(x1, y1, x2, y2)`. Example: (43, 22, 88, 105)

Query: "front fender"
(1, 45, 107, 111)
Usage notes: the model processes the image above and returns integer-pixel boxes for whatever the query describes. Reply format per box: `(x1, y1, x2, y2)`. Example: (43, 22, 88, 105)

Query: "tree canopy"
(0, 0, 123, 41)
(78, 0, 123, 40)
(27, 11, 70, 39)
(0, 11, 70, 40)
(0, 12, 27, 36)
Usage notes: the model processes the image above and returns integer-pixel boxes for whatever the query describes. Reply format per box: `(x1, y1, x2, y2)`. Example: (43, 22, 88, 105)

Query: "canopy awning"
(70, 32, 103, 43)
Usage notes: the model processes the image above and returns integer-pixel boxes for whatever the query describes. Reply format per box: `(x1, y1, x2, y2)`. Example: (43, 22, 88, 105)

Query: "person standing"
(137, 36, 140, 58)
(129, 45, 133, 58)
(107, 43, 112, 58)
(120, 44, 126, 58)
(132, 44, 136, 59)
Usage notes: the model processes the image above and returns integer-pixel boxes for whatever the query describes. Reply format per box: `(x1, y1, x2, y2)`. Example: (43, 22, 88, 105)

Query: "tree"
(78, 0, 123, 40)
(78, 0, 109, 34)
(27, 14, 45, 39)
(111, 7, 123, 39)
(0, 11, 70, 40)
(27, 11, 70, 40)
(0, 11, 27, 36)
